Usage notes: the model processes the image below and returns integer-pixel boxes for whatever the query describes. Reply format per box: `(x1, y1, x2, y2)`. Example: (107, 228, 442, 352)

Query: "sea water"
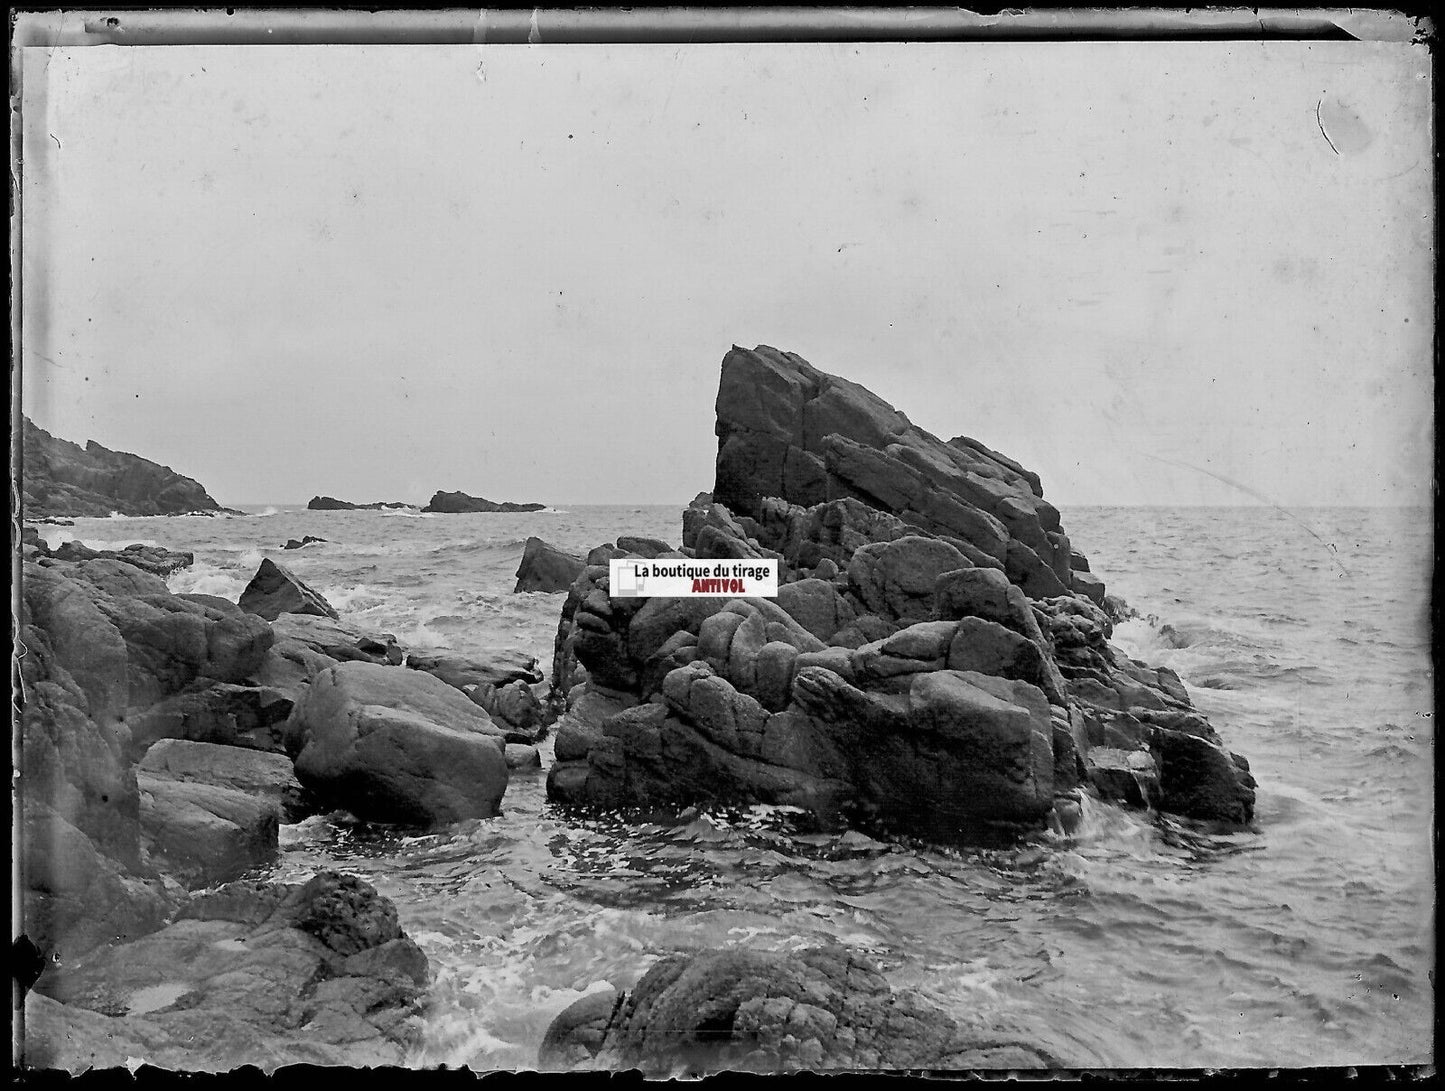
(34, 504, 1434, 1069)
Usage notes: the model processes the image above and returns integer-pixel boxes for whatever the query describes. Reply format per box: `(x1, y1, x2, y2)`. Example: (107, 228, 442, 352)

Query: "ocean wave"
(320, 584, 393, 613)
(167, 560, 249, 601)
(430, 538, 530, 555)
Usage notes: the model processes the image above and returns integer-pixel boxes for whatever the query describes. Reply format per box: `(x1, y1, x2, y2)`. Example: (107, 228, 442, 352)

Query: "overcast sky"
(20, 40, 1433, 507)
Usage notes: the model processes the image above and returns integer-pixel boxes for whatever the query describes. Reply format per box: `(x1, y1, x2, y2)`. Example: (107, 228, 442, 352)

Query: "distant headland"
(21, 416, 236, 518)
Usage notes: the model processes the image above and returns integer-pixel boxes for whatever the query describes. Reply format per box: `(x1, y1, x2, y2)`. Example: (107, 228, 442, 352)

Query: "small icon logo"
(614, 566, 643, 597)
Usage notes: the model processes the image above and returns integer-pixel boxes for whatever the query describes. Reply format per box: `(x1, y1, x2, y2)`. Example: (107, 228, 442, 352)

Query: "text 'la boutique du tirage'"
(609, 558, 779, 598)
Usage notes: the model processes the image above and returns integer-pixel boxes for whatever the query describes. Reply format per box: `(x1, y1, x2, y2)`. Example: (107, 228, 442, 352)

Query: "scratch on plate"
(1139, 452, 1351, 577)
(1316, 98, 1340, 155)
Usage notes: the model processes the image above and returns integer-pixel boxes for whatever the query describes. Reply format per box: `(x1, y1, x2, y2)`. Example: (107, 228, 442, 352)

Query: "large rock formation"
(539, 944, 1053, 1073)
(709, 346, 1076, 599)
(22, 416, 224, 517)
(423, 489, 546, 513)
(545, 347, 1256, 839)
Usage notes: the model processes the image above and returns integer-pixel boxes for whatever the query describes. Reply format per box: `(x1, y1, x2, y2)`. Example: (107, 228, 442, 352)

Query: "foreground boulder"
(21, 801, 174, 964)
(136, 741, 304, 886)
(141, 739, 309, 821)
(138, 773, 279, 887)
(287, 661, 509, 825)
(22, 415, 223, 518)
(239, 558, 339, 621)
(18, 550, 285, 964)
(20, 557, 274, 862)
(423, 489, 545, 513)
(26, 872, 429, 1072)
(540, 944, 1053, 1073)
(514, 536, 586, 593)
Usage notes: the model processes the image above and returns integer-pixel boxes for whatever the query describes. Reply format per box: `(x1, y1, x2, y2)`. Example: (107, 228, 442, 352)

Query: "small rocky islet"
(18, 345, 1255, 1073)
(305, 492, 547, 513)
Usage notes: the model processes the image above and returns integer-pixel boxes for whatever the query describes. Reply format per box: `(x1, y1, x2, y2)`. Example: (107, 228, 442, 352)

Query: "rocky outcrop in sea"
(307, 496, 417, 511)
(21, 416, 229, 518)
(544, 346, 1255, 840)
(423, 490, 546, 513)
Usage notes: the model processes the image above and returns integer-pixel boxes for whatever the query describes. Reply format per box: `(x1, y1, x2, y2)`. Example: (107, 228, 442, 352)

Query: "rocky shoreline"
(18, 345, 1255, 1074)
(17, 537, 546, 1071)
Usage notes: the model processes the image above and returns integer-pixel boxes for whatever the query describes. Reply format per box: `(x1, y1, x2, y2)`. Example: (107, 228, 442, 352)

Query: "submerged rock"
(539, 944, 1054, 1073)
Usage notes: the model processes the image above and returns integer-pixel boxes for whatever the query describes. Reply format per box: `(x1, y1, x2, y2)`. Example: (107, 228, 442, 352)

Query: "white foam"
(166, 561, 248, 601)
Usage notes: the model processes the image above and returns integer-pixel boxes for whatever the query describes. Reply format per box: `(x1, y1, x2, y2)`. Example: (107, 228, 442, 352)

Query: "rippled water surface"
(41, 504, 1435, 1069)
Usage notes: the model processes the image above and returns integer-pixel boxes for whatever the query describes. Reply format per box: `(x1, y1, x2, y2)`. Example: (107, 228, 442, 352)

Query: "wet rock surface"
(26, 872, 429, 1072)
(17, 546, 490, 1072)
(540, 945, 1055, 1073)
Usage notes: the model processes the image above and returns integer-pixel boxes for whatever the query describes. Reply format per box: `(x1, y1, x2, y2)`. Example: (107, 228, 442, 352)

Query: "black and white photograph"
(11, 7, 1435, 1076)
